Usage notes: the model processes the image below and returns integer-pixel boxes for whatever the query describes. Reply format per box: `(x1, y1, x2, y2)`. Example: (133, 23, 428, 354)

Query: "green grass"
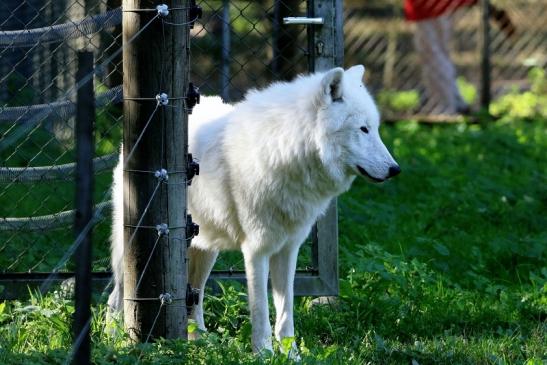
(1, 117, 546, 364)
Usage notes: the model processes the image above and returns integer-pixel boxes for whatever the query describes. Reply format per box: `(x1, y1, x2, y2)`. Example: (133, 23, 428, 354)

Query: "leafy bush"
(377, 90, 420, 113)
(456, 76, 477, 105)
(491, 67, 547, 119)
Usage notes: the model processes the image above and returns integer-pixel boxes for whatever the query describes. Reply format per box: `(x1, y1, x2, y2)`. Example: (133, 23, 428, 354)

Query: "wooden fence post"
(123, 0, 189, 341)
(73, 50, 95, 365)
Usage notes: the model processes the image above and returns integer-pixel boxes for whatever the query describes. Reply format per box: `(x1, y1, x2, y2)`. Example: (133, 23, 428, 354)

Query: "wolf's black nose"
(388, 165, 401, 178)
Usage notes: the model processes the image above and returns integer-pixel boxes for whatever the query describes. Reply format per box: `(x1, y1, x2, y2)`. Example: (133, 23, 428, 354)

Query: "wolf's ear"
(321, 67, 344, 103)
(345, 64, 365, 81)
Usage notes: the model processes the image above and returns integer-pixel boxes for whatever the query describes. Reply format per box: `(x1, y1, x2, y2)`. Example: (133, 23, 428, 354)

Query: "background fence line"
(0, 154, 117, 183)
(0, 85, 121, 124)
(0, 8, 122, 48)
(0, 200, 112, 231)
(343, 0, 546, 118)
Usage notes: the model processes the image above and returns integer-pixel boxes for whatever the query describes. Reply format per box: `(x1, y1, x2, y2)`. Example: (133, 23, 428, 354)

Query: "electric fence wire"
(145, 301, 165, 343)
(36, 11, 163, 295)
(63, 274, 116, 365)
(123, 178, 162, 252)
(64, 318, 91, 365)
(134, 233, 163, 294)
(62, 6, 196, 358)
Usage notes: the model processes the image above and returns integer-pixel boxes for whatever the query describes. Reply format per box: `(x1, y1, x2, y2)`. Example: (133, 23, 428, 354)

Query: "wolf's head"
(315, 65, 400, 183)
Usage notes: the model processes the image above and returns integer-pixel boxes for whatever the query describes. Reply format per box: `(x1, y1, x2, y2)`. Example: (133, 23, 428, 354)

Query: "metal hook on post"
(283, 17, 324, 25)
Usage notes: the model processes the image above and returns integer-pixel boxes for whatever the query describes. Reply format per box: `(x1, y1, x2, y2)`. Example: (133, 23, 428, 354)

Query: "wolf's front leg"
(270, 243, 300, 358)
(242, 249, 273, 354)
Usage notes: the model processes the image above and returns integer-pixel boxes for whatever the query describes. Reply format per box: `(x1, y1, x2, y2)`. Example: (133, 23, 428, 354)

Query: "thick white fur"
(108, 65, 399, 354)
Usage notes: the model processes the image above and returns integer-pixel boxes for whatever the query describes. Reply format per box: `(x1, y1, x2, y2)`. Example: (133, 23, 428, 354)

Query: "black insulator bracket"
(186, 283, 200, 314)
(186, 82, 200, 114)
(188, 0, 202, 29)
(186, 214, 199, 244)
(187, 153, 199, 185)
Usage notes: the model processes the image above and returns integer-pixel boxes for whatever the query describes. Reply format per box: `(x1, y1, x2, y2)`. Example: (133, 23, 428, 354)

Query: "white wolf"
(108, 65, 400, 355)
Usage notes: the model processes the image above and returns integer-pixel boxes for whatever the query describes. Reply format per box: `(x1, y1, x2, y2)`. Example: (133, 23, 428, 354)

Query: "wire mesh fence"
(0, 0, 122, 278)
(344, 0, 547, 118)
(192, 0, 309, 102)
(1, 0, 545, 297)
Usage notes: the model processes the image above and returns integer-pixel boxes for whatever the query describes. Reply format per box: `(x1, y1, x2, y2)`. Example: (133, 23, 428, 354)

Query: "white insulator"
(156, 223, 169, 236)
(159, 293, 173, 305)
(156, 92, 169, 106)
(156, 4, 169, 17)
(154, 168, 168, 181)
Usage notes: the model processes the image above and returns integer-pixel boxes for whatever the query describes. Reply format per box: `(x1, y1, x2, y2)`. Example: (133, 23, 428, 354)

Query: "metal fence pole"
(480, 0, 491, 111)
(123, 0, 189, 341)
(221, 0, 231, 101)
(72, 50, 95, 365)
(307, 0, 343, 295)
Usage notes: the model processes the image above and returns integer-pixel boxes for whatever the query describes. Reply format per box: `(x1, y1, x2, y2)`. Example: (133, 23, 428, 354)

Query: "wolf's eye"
(360, 126, 369, 134)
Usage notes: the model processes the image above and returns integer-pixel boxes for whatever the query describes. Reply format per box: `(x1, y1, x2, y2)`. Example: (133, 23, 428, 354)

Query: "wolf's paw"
(256, 347, 274, 360)
(188, 331, 201, 341)
(187, 320, 205, 340)
(279, 337, 301, 362)
(104, 310, 123, 337)
(253, 338, 274, 359)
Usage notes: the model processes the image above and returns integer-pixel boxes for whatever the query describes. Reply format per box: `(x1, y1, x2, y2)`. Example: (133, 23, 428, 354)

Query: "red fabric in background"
(404, 0, 477, 21)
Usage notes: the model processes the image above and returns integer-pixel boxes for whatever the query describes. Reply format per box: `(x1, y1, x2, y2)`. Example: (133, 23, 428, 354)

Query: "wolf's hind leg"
(188, 243, 218, 339)
(270, 243, 300, 359)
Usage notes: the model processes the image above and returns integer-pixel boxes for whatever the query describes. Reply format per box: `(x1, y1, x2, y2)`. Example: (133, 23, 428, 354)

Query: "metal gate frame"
(207, 0, 344, 297)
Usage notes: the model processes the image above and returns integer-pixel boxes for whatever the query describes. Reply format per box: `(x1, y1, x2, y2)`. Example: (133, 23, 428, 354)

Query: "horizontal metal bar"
(0, 272, 112, 300)
(283, 17, 324, 25)
(208, 270, 334, 297)
(0, 269, 336, 300)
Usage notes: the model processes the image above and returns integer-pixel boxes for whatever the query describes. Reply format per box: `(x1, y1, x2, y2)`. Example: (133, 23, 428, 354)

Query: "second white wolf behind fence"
(108, 65, 400, 356)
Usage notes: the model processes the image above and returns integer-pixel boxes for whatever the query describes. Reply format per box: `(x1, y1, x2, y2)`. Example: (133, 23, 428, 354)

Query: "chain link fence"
(0, 0, 122, 279)
(1, 0, 545, 297)
(344, 0, 546, 118)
